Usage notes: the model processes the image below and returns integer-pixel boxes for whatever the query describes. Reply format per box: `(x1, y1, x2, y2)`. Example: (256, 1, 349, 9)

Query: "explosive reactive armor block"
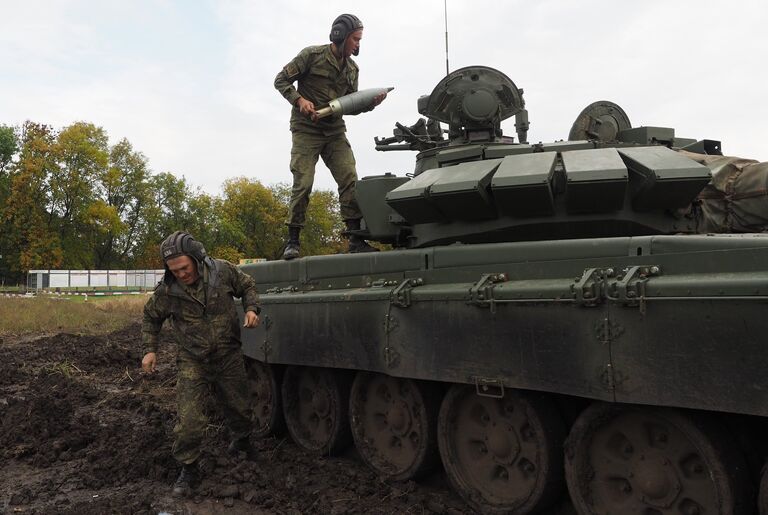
(562, 148, 628, 214)
(385, 168, 446, 223)
(491, 152, 557, 217)
(428, 159, 502, 221)
(618, 146, 712, 211)
(385, 160, 503, 223)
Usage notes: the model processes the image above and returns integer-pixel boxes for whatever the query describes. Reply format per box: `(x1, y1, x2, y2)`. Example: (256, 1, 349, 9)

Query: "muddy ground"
(0, 325, 575, 514)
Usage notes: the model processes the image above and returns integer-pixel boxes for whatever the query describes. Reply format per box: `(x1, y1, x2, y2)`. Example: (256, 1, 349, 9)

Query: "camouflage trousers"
(172, 348, 252, 465)
(287, 130, 363, 226)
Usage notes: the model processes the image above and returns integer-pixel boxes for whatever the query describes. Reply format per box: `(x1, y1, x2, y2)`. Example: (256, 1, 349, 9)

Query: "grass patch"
(0, 295, 147, 336)
(44, 359, 85, 378)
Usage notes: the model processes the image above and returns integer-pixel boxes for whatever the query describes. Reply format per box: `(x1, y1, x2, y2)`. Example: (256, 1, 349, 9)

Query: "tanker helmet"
(329, 14, 363, 55)
(160, 231, 207, 263)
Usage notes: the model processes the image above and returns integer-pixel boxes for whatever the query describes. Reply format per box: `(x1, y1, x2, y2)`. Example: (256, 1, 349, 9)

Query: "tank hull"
(241, 233, 768, 418)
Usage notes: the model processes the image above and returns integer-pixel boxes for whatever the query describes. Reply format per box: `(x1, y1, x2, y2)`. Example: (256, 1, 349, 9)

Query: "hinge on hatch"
(468, 273, 508, 313)
(390, 278, 423, 308)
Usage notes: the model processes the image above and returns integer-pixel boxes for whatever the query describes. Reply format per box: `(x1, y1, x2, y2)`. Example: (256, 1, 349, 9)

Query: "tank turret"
(359, 65, 719, 248)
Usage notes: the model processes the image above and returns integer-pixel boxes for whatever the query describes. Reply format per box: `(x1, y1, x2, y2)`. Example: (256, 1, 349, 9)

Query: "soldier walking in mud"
(141, 231, 261, 497)
(274, 13, 387, 260)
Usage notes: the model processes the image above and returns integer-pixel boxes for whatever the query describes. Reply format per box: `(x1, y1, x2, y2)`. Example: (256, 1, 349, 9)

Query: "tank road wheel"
(281, 366, 352, 455)
(246, 360, 285, 438)
(349, 372, 441, 480)
(437, 384, 566, 514)
(565, 403, 751, 515)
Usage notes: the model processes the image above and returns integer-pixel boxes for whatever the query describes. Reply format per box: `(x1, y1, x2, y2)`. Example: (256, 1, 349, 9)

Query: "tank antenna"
(444, 0, 450, 75)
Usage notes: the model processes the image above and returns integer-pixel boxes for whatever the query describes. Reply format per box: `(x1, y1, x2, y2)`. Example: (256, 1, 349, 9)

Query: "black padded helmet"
(160, 231, 207, 263)
(329, 14, 363, 55)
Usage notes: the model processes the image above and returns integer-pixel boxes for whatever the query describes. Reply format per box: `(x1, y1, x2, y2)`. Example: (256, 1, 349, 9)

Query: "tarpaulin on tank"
(682, 150, 768, 233)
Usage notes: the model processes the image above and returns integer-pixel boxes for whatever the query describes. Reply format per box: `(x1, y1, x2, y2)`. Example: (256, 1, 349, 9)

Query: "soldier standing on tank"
(140, 231, 261, 497)
(274, 13, 387, 260)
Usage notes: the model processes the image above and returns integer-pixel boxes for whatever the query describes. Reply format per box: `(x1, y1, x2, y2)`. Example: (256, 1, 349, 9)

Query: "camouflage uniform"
(142, 257, 260, 465)
(274, 44, 363, 226)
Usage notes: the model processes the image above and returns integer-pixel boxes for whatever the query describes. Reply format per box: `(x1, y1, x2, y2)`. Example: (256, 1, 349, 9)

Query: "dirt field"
(0, 323, 581, 514)
(0, 324, 495, 515)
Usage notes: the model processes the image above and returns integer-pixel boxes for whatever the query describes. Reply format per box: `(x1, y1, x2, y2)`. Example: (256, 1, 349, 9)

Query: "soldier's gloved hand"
(142, 352, 157, 373)
(243, 310, 260, 328)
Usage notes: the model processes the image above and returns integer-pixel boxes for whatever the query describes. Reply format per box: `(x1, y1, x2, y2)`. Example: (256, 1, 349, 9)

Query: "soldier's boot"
(345, 219, 379, 254)
(282, 225, 301, 260)
(172, 462, 198, 498)
(228, 436, 258, 461)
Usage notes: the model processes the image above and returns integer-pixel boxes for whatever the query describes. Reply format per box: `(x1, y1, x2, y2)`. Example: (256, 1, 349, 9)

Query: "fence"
(27, 269, 165, 291)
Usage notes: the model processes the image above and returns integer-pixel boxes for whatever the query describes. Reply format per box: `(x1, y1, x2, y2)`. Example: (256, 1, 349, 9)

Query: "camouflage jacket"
(142, 257, 260, 357)
(274, 44, 359, 136)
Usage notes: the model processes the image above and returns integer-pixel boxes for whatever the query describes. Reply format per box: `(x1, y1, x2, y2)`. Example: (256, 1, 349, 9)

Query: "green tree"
(91, 138, 151, 268)
(270, 183, 344, 257)
(132, 172, 194, 268)
(184, 191, 243, 255)
(2, 122, 63, 276)
(210, 244, 245, 264)
(49, 122, 109, 268)
(0, 125, 17, 175)
(303, 189, 345, 255)
(221, 178, 287, 260)
(0, 125, 20, 282)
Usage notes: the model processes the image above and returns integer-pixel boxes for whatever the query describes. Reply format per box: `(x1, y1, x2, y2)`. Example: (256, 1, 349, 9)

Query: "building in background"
(27, 269, 164, 291)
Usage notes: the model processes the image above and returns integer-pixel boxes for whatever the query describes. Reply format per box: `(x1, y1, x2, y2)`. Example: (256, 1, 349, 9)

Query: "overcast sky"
(1, 1, 766, 195)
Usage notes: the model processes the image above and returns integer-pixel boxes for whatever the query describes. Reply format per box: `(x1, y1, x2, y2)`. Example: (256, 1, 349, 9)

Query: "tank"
(240, 66, 768, 514)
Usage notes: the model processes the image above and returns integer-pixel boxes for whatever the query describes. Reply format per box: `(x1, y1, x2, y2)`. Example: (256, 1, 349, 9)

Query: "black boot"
(345, 219, 379, 254)
(228, 436, 258, 461)
(172, 462, 198, 498)
(282, 225, 301, 260)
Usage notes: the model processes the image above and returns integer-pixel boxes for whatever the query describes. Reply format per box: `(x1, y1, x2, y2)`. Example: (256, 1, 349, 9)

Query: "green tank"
(240, 66, 768, 514)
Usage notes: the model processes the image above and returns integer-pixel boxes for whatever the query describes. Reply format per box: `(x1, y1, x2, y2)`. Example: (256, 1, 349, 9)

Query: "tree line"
(0, 122, 345, 284)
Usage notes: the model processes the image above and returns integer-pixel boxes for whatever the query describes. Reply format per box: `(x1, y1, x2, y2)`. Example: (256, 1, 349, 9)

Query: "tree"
(302, 189, 345, 256)
(132, 172, 193, 268)
(270, 183, 344, 257)
(48, 122, 109, 268)
(210, 244, 245, 264)
(2, 122, 63, 276)
(91, 138, 151, 268)
(221, 178, 287, 260)
(0, 124, 20, 283)
(0, 125, 17, 175)
(0, 118, 354, 277)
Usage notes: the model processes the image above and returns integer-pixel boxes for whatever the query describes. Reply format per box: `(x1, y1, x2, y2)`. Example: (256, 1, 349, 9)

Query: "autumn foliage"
(0, 122, 344, 283)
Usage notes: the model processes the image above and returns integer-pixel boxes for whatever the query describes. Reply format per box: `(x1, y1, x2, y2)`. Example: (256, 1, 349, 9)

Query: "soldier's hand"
(244, 310, 260, 328)
(141, 352, 157, 374)
(297, 97, 317, 121)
